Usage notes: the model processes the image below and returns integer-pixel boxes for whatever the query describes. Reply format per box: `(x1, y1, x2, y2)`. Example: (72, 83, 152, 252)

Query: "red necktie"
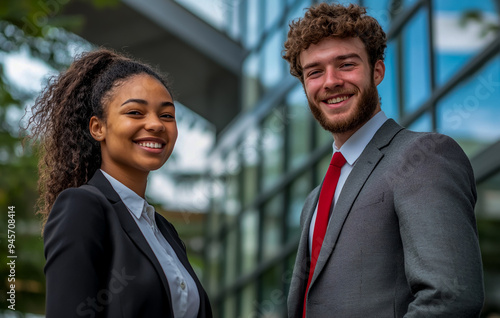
(303, 152, 346, 318)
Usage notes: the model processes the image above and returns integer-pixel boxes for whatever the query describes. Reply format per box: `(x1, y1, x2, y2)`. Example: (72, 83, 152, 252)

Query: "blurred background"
(0, 0, 499, 317)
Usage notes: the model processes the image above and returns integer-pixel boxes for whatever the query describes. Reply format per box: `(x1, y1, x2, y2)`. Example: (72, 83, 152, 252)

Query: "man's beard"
(307, 81, 380, 134)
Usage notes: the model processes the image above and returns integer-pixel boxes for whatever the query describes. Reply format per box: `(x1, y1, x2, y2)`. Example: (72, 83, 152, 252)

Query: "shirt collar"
(100, 169, 148, 220)
(333, 111, 388, 166)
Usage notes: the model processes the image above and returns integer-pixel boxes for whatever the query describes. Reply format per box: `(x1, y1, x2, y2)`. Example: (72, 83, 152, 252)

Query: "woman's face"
(90, 74, 177, 180)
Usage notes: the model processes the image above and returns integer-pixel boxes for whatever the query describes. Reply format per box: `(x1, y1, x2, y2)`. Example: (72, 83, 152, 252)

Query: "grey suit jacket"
(288, 119, 484, 318)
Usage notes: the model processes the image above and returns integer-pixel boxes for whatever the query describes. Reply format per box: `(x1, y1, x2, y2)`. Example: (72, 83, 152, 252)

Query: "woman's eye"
(161, 114, 175, 119)
(126, 111, 141, 115)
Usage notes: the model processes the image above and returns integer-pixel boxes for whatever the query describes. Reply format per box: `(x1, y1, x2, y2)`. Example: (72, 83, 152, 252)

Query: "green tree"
(0, 0, 118, 314)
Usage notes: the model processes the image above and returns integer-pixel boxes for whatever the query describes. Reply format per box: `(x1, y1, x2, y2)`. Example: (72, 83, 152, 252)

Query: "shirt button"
(180, 281, 186, 290)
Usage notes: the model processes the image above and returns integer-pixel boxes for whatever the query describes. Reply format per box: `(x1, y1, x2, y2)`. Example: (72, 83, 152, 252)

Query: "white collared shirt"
(308, 111, 389, 254)
(101, 170, 200, 318)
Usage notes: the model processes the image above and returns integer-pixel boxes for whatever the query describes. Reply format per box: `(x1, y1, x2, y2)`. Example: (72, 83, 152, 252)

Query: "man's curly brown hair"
(283, 3, 387, 82)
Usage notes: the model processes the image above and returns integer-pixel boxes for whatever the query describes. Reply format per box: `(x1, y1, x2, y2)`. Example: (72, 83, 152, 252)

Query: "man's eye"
(308, 70, 321, 77)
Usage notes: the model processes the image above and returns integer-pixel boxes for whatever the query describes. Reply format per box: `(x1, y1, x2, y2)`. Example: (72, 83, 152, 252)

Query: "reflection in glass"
(224, 149, 241, 220)
(262, 107, 286, 190)
(262, 194, 284, 261)
(240, 283, 258, 318)
(284, 252, 298, 297)
(364, 0, 392, 31)
(407, 112, 432, 133)
(245, 0, 261, 48)
(378, 41, 399, 120)
(265, 0, 282, 29)
(433, 0, 498, 85)
(437, 55, 500, 157)
(223, 291, 237, 318)
(316, 124, 333, 149)
(242, 127, 260, 206)
(224, 228, 238, 287)
(286, 84, 311, 170)
(260, 266, 286, 318)
(262, 29, 285, 90)
(241, 209, 259, 275)
(207, 241, 222, 295)
(287, 172, 312, 241)
(315, 153, 331, 189)
(476, 171, 500, 312)
(402, 9, 431, 114)
(243, 52, 261, 110)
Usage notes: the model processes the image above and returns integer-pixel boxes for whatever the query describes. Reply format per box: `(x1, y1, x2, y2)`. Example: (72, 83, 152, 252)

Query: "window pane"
(286, 84, 311, 170)
(262, 29, 285, 90)
(224, 150, 241, 221)
(402, 9, 432, 114)
(259, 265, 286, 318)
(437, 55, 500, 157)
(286, 0, 310, 25)
(284, 252, 297, 297)
(242, 127, 260, 205)
(262, 194, 284, 261)
(241, 209, 259, 275)
(206, 241, 222, 296)
(287, 172, 312, 241)
(262, 107, 286, 190)
(224, 228, 238, 286)
(228, 0, 242, 39)
(245, 0, 262, 48)
(316, 126, 333, 148)
(364, 0, 392, 31)
(265, 0, 283, 29)
(407, 112, 432, 132)
(476, 171, 500, 314)
(433, 0, 498, 85)
(315, 153, 331, 187)
(223, 292, 237, 318)
(379, 41, 399, 120)
(240, 283, 258, 317)
(242, 52, 261, 110)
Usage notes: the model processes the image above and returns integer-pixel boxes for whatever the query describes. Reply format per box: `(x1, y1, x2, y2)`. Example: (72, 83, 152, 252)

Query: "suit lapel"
(310, 119, 404, 287)
(155, 216, 210, 317)
(87, 171, 174, 312)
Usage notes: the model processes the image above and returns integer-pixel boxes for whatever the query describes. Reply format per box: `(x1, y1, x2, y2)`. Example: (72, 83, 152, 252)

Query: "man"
(282, 3, 484, 317)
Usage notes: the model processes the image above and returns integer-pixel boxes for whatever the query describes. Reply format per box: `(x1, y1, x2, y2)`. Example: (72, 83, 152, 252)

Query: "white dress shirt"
(101, 170, 200, 318)
(308, 111, 389, 254)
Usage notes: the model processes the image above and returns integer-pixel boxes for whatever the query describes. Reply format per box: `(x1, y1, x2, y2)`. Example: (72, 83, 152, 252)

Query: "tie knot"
(330, 152, 346, 168)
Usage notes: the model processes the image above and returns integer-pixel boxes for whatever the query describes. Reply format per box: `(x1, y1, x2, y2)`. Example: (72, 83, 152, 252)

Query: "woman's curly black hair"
(26, 48, 171, 227)
(283, 3, 387, 82)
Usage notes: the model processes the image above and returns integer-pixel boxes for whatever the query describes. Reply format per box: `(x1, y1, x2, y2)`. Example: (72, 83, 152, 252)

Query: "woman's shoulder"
(45, 185, 110, 236)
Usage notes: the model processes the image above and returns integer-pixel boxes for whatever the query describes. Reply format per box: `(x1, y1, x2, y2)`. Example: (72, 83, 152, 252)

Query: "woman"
(28, 49, 212, 317)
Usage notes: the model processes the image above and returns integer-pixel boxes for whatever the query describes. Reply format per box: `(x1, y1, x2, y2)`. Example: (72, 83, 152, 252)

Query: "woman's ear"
(89, 116, 106, 142)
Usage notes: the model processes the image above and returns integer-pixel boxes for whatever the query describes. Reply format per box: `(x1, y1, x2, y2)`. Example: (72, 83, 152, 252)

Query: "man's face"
(299, 37, 385, 135)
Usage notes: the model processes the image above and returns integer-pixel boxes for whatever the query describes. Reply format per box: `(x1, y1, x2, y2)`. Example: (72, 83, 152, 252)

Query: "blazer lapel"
(87, 171, 174, 310)
(310, 119, 404, 287)
(155, 216, 211, 318)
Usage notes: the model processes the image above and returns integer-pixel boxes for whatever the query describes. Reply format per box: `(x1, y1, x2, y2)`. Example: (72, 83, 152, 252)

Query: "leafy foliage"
(0, 0, 118, 314)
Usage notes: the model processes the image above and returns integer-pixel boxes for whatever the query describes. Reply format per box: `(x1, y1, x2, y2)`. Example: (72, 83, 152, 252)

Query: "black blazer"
(44, 170, 212, 318)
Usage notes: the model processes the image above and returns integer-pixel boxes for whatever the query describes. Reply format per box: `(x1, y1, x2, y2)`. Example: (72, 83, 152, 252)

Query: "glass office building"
(201, 0, 500, 317)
